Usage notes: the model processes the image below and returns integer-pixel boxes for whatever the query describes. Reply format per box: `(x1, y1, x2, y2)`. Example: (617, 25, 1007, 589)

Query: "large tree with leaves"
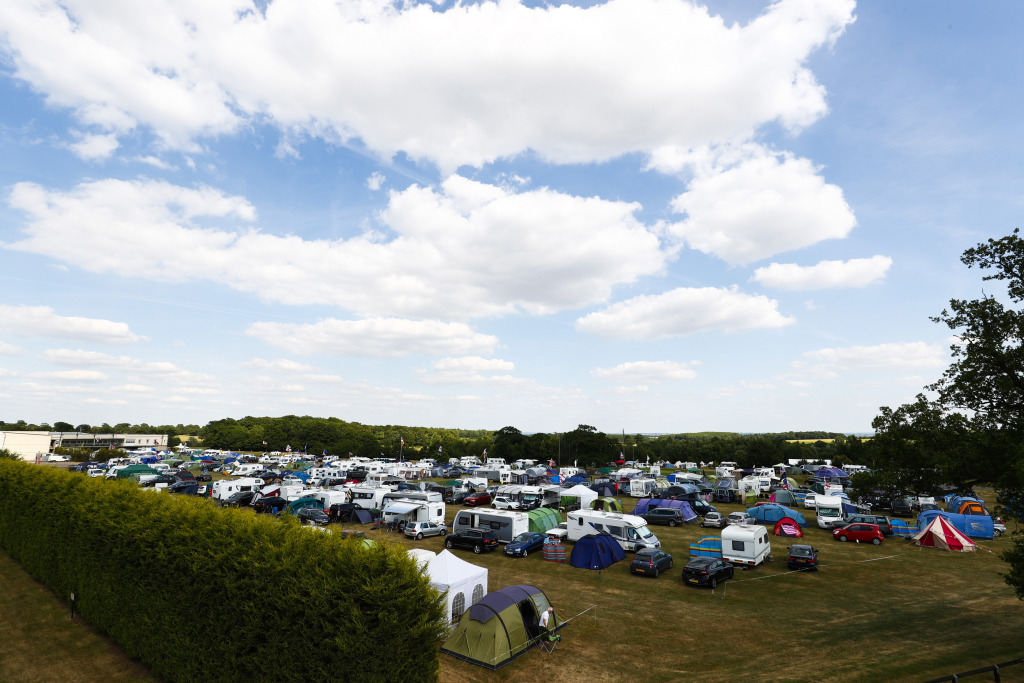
(861, 230, 1024, 597)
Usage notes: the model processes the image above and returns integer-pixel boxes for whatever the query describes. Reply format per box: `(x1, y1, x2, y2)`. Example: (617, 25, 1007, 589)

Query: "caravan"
(209, 477, 265, 501)
(382, 497, 446, 527)
(629, 478, 659, 498)
(452, 509, 530, 543)
(721, 524, 771, 567)
(348, 486, 390, 510)
(566, 510, 660, 552)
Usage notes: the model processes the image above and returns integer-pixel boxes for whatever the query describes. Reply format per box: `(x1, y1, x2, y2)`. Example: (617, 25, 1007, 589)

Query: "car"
(47, 454, 70, 462)
(504, 532, 546, 557)
(405, 521, 448, 539)
(682, 557, 734, 588)
(787, 544, 820, 571)
(691, 500, 717, 516)
(994, 517, 1007, 537)
(727, 511, 755, 526)
(445, 529, 500, 554)
(833, 523, 884, 544)
(297, 508, 330, 526)
(328, 503, 361, 523)
(545, 522, 568, 540)
(194, 472, 212, 482)
(492, 495, 521, 510)
(220, 490, 256, 507)
(841, 514, 893, 535)
(462, 492, 492, 507)
(252, 496, 288, 514)
(630, 548, 673, 577)
(889, 498, 913, 517)
(803, 493, 818, 509)
(445, 491, 468, 504)
(641, 508, 690, 527)
(700, 511, 726, 529)
(141, 474, 179, 487)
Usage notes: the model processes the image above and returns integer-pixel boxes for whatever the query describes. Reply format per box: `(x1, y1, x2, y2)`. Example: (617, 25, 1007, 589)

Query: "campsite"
(2, 464, 1022, 683)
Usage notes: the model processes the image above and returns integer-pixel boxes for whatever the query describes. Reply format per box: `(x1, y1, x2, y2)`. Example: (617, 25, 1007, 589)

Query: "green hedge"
(0, 461, 446, 682)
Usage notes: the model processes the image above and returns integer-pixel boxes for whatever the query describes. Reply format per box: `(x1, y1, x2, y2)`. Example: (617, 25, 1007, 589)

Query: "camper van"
(314, 489, 350, 509)
(228, 463, 265, 477)
(382, 498, 446, 526)
(452, 509, 530, 543)
(209, 477, 265, 501)
(629, 478, 659, 498)
(348, 486, 390, 510)
(517, 485, 560, 510)
(721, 524, 771, 567)
(815, 495, 845, 529)
(566, 510, 660, 552)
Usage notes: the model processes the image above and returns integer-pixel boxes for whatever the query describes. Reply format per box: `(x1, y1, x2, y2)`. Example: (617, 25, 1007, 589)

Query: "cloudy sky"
(1, 0, 1021, 434)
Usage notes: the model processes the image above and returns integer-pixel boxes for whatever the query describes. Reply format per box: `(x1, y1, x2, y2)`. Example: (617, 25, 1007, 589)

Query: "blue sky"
(1, 0, 1022, 434)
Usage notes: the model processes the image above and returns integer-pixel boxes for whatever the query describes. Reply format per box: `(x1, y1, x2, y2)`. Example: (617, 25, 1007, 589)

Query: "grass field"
(3, 478, 1023, 682)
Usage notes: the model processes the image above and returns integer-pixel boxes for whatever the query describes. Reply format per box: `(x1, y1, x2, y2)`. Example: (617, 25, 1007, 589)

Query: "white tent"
(561, 484, 597, 509)
(407, 548, 436, 569)
(426, 550, 489, 624)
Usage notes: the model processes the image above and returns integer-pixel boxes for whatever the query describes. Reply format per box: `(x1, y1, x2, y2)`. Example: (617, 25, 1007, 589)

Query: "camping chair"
(538, 631, 559, 654)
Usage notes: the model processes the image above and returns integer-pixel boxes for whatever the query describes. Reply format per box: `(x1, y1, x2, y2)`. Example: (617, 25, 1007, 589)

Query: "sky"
(1, 0, 1022, 435)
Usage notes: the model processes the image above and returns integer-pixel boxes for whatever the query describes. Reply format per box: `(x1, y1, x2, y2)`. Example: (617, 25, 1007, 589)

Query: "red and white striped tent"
(912, 515, 976, 552)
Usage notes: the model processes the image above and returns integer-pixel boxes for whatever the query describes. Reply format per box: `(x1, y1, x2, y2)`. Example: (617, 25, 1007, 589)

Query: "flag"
(438, 446, 443, 453)
(483, 448, 487, 456)
(263, 440, 267, 445)
(401, 437, 405, 446)
(322, 449, 327, 456)
(286, 445, 291, 452)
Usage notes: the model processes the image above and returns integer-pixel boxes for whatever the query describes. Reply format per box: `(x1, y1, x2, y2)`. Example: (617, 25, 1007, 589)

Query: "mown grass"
(2, 475, 1022, 682)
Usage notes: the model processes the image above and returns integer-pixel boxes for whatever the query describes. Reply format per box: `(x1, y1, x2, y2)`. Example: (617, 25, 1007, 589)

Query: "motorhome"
(629, 477, 659, 498)
(484, 457, 507, 467)
(721, 524, 771, 567)
(228, 463, 264, 478)
(365, 472, 405, 490)
(348, 486, 391, 510)
(474, 467, 512, 484)
(815, 495, 845, 529)
(308, 467, 346, 480)
(382, 497, 446, 526)
(209, 477, 265, 501)
(452, 509, 530, 543)
(314, 489, 350, 509)
(518, 485, 560, 510)
(566, 510, 660, 552)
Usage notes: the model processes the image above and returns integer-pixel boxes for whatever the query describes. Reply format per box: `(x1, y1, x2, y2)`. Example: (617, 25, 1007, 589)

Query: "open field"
(2, 477, 1022, 682)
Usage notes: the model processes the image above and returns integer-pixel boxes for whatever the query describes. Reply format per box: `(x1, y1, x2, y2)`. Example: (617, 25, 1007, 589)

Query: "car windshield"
(818, 506, 840, 516)
(637, 525, 653, 538)
(512, 534, 533, 543)
(790, 547, 812, 557)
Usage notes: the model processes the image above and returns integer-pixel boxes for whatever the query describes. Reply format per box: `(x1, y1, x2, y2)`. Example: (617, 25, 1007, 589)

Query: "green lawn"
(2, 480, 1022, 683)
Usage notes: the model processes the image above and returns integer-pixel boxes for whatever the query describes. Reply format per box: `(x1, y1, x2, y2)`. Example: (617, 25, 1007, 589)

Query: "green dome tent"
(527, 508, 561, 533)
(589, 497, 622, 512)
(440, 584, 563, 670)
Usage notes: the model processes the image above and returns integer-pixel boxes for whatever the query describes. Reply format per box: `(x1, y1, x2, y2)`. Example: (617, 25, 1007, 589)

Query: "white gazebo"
(426, 550, 488, 624)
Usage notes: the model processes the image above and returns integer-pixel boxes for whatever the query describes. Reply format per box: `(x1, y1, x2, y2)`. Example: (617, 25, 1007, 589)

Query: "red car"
(462, 492, 492, 507)
(833, 523, 884, 545)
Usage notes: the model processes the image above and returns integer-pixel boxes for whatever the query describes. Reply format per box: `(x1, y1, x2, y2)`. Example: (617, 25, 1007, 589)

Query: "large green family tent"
(115, 464, 159, 480)
(440, 584, 563, 669)
(589, 497, 622, 512)
(527, 508, 561, 533)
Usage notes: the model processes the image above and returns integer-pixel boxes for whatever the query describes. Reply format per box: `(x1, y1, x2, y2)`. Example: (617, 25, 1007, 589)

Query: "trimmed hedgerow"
(0, 461, 447, 682)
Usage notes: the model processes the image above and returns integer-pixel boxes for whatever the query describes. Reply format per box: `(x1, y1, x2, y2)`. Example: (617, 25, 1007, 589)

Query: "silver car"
(700, 511, 726, 529)
(404, 521, 448, 540)
(727, 511, 755, 526)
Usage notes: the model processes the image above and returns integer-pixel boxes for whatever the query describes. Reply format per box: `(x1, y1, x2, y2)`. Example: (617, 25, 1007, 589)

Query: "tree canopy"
(859, 230, 1024, 597)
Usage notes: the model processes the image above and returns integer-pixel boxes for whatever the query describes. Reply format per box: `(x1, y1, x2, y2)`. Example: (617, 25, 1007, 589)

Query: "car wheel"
(995, 529, 1003, 537)
(838, 535, 848, 542)
(445, 539, 453, 549)
(872, 537, 881, 545)
(668, 520, 677, 527)
(440, 529, 447, 536)
(710, 578, 718, 589)
(415, 533, 423, 540)
(473, 545, 482, 554)
(653, 568, 660, 578)
(522, 550, 528, 558)
(669, 560, 674, 568)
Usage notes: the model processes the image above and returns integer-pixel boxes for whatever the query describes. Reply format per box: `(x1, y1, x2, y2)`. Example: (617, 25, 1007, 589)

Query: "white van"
(815, 495, 845, 529)
(566, 510, 660, 552)
(348, 486, 390, 510)
(452, 509, 529, 543)
(629, 478, 658, 498)
(721, 524, 771, 567)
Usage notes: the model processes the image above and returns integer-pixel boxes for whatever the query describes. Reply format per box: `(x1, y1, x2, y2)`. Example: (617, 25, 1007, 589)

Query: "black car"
(445, 491, 468, 505)
(682, 557, 734, 588)
(890, 497, 913, 517)
(787, 544, 819, 571)
(630, 548, 673, 577)
(329, 503, 361, 523)
(297, 508, 329, 526)
(166, 481, 200, 495)
(253, 496, 288, 514)
(445, 529, 500, 554)
(142, 474, 180, 487)
(220, 490, 257, 507)
(194, 472, 212, 482)
(691, 500, 717, 516)
(641, 508, 690, 527)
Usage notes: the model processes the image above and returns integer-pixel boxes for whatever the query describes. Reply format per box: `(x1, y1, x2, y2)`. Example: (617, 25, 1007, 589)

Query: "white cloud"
(668, 150, 857, 264)
(0, 341, 25, 355)
(7, 175, 668, 319)
(33, 369, 107, 381)
(68, 132, 119, 161)
(797, 342, 948, 374)
(135, 155, 176, 170)
(0, 0, 854, 169)
(240, 358, 318, 373)
(366, 172, 385, 191)
(592, 360, 699, 382)
(37, 348, 214, 384)
(752, 256, 893, 290)
(245, 318, 498, 358)
(576, 286, 795, 339)
(0, 304, 145, 343)
(418, 356, 522, 385)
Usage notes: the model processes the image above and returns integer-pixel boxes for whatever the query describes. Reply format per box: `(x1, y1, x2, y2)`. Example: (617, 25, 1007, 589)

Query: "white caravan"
(721, 524, 771, 567)
(452, 509, 530, 543)
(629, 478, 660, 498)
(209, 477, 265, 501)
(382, 498, 446, 526)
(348, 486, 391, 510)
(566, 510, 660, 552)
